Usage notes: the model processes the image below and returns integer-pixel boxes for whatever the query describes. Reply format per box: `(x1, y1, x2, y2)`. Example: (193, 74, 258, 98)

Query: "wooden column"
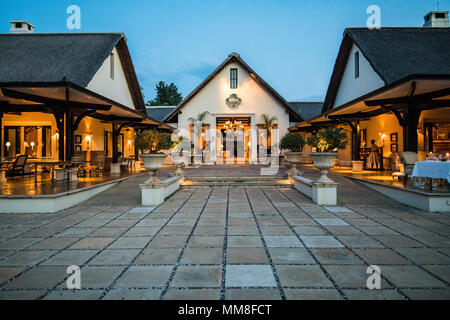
(0, 112, 3, 158)
(426, 123, 433, 152)
(112, 123, 119, 163)
(65, 110, 74, 162)
(403, 104, 421, 152)
(343, 120, 360, 161)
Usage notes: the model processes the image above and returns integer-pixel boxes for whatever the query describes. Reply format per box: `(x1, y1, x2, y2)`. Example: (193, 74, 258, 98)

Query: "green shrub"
(280, 133, 306, 152)
(135, 129, 173, 154)
(307, 127, 348, 152)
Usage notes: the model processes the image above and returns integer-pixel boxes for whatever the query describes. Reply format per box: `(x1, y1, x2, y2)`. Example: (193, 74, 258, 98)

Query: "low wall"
(292, 176, 338, 206)
(140, 176, 181, 206)
(355, 179, 450, 213)
(0, 179, 124, 213)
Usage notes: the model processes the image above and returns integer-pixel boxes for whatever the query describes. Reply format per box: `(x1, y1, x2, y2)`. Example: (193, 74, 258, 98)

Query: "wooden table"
(30, 161, 69, 185)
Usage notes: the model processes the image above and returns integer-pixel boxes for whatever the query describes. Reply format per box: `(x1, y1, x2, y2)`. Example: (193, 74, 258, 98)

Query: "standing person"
(368, 139, 380, 169)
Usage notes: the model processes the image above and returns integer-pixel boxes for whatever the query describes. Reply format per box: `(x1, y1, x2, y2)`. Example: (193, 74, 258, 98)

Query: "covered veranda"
(291, 76, 450, 168)
(289, 76, 450, 211)
(0, 82, 172, 197)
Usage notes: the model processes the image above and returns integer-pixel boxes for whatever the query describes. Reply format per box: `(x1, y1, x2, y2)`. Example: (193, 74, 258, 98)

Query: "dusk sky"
(1, 0, 448, 102)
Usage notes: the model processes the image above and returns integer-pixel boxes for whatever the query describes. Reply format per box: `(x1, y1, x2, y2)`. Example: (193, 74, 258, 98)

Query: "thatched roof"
(163, 52, 303, 123)
(146, 106, 176, 122)
(0, 33, 146, 112)
(287, 102, 323, 121)
(323, 27, 450, 112)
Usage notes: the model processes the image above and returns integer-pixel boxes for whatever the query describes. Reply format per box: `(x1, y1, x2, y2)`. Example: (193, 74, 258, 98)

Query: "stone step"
(181, 175, 292, 187)
(184, 175, 287, 181)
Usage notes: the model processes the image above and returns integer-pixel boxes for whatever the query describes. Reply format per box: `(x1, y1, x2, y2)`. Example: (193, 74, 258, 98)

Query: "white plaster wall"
(87, 47, 136, 109)
(333, 43, 385, 108)
(177, 62, 290, 140)
(75, 117, 136, 158)
(361, 113, 403, 158)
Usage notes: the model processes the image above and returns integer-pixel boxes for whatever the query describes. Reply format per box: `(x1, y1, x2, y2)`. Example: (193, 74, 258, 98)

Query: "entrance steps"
(181, 175, 292, 187)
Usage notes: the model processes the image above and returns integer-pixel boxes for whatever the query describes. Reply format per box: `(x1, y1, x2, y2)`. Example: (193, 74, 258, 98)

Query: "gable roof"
(322, 27, 450, 112)
(164, 52, 303, 122)
(146, 106, 176, 122)
(0, 33, 146, 112)
(288, 102, 324, 121)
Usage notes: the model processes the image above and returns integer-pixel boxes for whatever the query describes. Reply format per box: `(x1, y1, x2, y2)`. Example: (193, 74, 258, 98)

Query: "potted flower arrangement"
(135, 129, 173, 184)
(280, 133, 306, 176)
(307, 127, 348, 182)
(170, 136, 187, 176)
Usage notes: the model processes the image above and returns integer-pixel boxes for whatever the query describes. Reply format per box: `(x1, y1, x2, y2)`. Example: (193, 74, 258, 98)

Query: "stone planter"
(285, 152, 303, 176)
(171, 152, 188, 176)
(309, 152, 338, 183)
(140, 153, 167, 184)
(352, 160, 364, 172)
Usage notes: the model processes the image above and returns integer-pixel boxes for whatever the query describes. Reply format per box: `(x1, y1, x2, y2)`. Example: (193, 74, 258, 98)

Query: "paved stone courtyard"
(0, 172, 450, 300)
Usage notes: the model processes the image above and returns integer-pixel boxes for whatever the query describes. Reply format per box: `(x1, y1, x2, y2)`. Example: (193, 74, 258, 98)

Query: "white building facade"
(163, 53, 302, 164)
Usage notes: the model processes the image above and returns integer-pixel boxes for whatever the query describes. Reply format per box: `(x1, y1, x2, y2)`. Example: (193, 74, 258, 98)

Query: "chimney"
(423, 11, 449, 27)
(10, 20, 35, 33)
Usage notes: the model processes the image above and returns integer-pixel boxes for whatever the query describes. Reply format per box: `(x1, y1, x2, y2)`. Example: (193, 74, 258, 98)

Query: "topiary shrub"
(307, 127, 349, 152)
(280, 133, 306, 152)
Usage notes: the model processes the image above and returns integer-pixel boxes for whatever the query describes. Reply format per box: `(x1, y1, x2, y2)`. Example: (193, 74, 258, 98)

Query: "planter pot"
(285, 152, 303, 176)
(171, 152, 188, 176)
(309, 152, 338, 183)
(140, 153, 167, 184)
(352, 160, 364, 172)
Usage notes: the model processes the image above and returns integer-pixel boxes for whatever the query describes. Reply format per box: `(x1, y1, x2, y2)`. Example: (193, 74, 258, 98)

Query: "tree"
(146, 81, 183, 106)
(260, 114, 278, 147)
(188, 111, 210, 124)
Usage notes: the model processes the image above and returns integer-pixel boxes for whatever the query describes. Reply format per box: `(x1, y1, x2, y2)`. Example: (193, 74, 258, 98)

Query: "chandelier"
(223, 120, 244, 135)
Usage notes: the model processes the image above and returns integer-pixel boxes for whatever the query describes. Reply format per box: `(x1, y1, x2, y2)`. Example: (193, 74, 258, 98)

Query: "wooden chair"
(6, 154, 28, 177)
(69, 150, 88, 177)
(89, 151, 105, 177)
(103, 157, 112, 174)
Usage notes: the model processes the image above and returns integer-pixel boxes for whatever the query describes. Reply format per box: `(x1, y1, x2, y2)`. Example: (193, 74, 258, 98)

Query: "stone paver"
(1, 170, 450, 300)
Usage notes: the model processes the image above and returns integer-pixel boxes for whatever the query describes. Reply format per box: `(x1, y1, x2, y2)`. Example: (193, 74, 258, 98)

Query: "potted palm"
(135, 129, 173, 184)
(307, 127, 348, 182)
(188, 111, 210, 166)
(280, 133, 306, 176)
(260, 114, 278, 157)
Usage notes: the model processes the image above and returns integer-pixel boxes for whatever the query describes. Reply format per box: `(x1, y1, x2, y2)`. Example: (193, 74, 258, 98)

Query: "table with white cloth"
(411, 160, 450, 191)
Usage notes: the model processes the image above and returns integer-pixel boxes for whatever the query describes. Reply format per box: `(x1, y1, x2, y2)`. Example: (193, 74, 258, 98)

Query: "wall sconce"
(30, 141, 35, 149)
(378, 131, 387, 145)
(5, 141, 10, 151)
(85, 134, 92, 150)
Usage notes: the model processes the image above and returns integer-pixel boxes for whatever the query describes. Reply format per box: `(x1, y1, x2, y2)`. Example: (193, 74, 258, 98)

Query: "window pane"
(4, 127, 19, 158)
(24, 126, 39, 158)
(110, 53, 114, 79)
(354, 51, 360, 78)
(230, 68, 238, 88)
(42, 126, 52, 158)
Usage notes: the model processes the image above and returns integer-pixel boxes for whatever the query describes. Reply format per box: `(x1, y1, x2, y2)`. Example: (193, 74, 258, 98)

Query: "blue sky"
(1, 0, 448, 102)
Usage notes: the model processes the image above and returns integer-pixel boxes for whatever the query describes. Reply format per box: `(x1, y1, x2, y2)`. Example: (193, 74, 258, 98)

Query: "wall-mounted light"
(85, 134, 92, 150)
(5, 141, 10, 151)
(30, 141, 35, 149)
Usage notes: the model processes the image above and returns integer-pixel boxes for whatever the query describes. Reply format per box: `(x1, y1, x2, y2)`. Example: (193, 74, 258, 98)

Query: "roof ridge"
(0, 32, 125, 36)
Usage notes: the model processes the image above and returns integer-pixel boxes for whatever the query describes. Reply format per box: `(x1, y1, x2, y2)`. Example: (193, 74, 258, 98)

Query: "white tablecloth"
(411, 161, 450, 182)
